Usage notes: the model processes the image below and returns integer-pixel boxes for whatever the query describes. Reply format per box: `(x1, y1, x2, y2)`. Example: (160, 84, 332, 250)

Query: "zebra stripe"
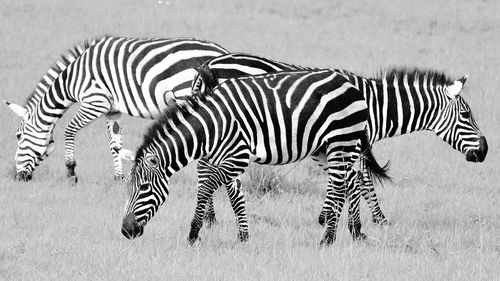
(121, 69, 377, 245)
(189, 53, 487, 225)
(7, 36, 228, 181)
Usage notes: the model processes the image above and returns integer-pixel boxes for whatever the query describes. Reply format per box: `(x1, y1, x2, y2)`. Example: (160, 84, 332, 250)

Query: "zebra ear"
(5, 100, 28, 119)
(446, 74, 468, 98)
(119, 149, 135, 162)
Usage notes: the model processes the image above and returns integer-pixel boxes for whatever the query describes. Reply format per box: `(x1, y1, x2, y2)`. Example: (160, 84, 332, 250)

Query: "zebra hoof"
(354, 232, 368, 241)
(204, 215, 217, 228)
(187, 236, 199, 245)
(372, 216, 390, 226)
(68, 175, 78, 185)
(187, 230, 200, 245)
(319, 232, 336, 246)
(237, 231, 249, 242)
(319, 237, 334, 247)
(318, 216, 325, 226)
(318, 212, 327, 226)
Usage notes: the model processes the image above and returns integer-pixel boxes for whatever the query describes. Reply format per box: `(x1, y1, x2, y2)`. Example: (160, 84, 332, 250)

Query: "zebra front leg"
(105, 112, 125, 181)
(225, 178, 248, 241)
(197, 160, 218, 227)
(346, 169, 367, 240)
(359, 169, 388, 225)
(189, 135, 251, 243)
(188, 176, 221, 244)
(64, 93, 111, 184)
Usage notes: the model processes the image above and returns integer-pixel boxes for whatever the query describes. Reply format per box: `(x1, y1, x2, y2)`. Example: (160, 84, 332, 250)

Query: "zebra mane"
(136, 96, 205, 159)
(24, 37, 104, 108)
(372, 67, 455, 86)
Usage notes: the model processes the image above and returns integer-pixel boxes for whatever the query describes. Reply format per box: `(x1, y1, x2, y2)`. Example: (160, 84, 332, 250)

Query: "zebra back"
(191, 52, 313, 97)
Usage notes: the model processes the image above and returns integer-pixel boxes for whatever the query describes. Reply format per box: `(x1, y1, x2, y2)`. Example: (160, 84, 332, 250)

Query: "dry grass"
(1, 0, 499, 280)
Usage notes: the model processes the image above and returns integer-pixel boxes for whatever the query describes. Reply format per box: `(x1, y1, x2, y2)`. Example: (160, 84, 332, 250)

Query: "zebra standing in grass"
(189, 53, 488, 226)
(5, 36, 228, 182)
(121, 69, 388, 245)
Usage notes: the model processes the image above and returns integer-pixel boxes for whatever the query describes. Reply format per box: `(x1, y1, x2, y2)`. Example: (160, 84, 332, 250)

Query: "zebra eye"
(139, 183, 149, 191)
(460, 111, 471, 119)
(145, 155, 159, 168)
(15, 132, 21, 140)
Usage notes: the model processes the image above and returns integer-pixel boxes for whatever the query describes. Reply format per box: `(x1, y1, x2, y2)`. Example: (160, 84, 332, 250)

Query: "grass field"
(1, 0, 499, 280)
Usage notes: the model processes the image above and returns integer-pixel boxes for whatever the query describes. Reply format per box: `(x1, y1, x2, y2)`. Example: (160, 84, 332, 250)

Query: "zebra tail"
(360, 133, 392, 185)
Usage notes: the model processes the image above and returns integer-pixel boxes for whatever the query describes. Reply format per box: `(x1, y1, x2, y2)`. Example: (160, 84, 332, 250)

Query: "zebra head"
(5, 101, 55, 181)
(121, 148, 170, 239)
(432, 75, 487, 162)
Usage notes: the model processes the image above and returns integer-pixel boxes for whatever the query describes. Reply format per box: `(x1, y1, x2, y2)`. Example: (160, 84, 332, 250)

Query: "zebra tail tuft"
(360, 133, 392, 186)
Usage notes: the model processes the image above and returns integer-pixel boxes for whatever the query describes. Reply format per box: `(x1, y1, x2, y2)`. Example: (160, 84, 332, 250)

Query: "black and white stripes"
(188, 53, 487, 225)
(121, 69, 380, 244)
(6, 36, 228, 181)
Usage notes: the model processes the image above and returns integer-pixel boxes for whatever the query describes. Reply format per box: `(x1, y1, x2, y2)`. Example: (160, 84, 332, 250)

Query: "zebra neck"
(360, 76, 447, 142)
(156, 107, 217, 174)
(30, 77, 75, 131)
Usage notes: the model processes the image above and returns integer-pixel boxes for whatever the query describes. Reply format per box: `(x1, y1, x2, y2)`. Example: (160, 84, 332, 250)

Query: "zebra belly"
(249, 138, 322, 165)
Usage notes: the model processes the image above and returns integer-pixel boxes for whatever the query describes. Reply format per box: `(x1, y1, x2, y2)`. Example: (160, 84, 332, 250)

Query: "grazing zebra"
(121, 69, 388, 245)
(189, 52, 488, 226)
(5, 36, 228, 182)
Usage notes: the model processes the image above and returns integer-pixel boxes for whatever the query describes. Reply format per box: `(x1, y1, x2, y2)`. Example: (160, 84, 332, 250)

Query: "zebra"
(121, 69, 389, 245)
(5, 36, 228, 182)
(188, 52, 488, 226)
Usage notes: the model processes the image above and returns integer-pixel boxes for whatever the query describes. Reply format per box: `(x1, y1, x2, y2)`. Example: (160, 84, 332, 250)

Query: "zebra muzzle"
(121, 213, 144, 239)
(465, 136, 488, 163)
(15, 170, 32, 181)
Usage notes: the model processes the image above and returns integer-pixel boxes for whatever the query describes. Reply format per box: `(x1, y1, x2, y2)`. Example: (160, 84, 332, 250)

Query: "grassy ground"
(1, 0, 499, 280)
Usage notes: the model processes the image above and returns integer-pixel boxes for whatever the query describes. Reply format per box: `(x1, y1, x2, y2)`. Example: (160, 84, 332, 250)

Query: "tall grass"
(0, 0, 499, 280)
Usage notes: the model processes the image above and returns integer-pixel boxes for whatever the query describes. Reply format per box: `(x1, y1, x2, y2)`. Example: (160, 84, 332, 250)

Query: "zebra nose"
(15, 170, 32, 181)
(477, 136, 488, 162)
(122, 213, 140, 239)
(465, 137, 488, 163)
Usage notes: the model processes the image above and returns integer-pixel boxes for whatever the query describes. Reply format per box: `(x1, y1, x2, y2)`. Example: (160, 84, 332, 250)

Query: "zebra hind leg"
(204, 196, 217, 227)
(347, 170, 367, 240)
(359, 170, 388, 225)
(310, 151, 331, 226)
(319, 142, 361, 246)
(319, 172, 346, 246)
(225, 178, 248, 241)
(318, 180, 333, 226)
(105, 112, 125, 181)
